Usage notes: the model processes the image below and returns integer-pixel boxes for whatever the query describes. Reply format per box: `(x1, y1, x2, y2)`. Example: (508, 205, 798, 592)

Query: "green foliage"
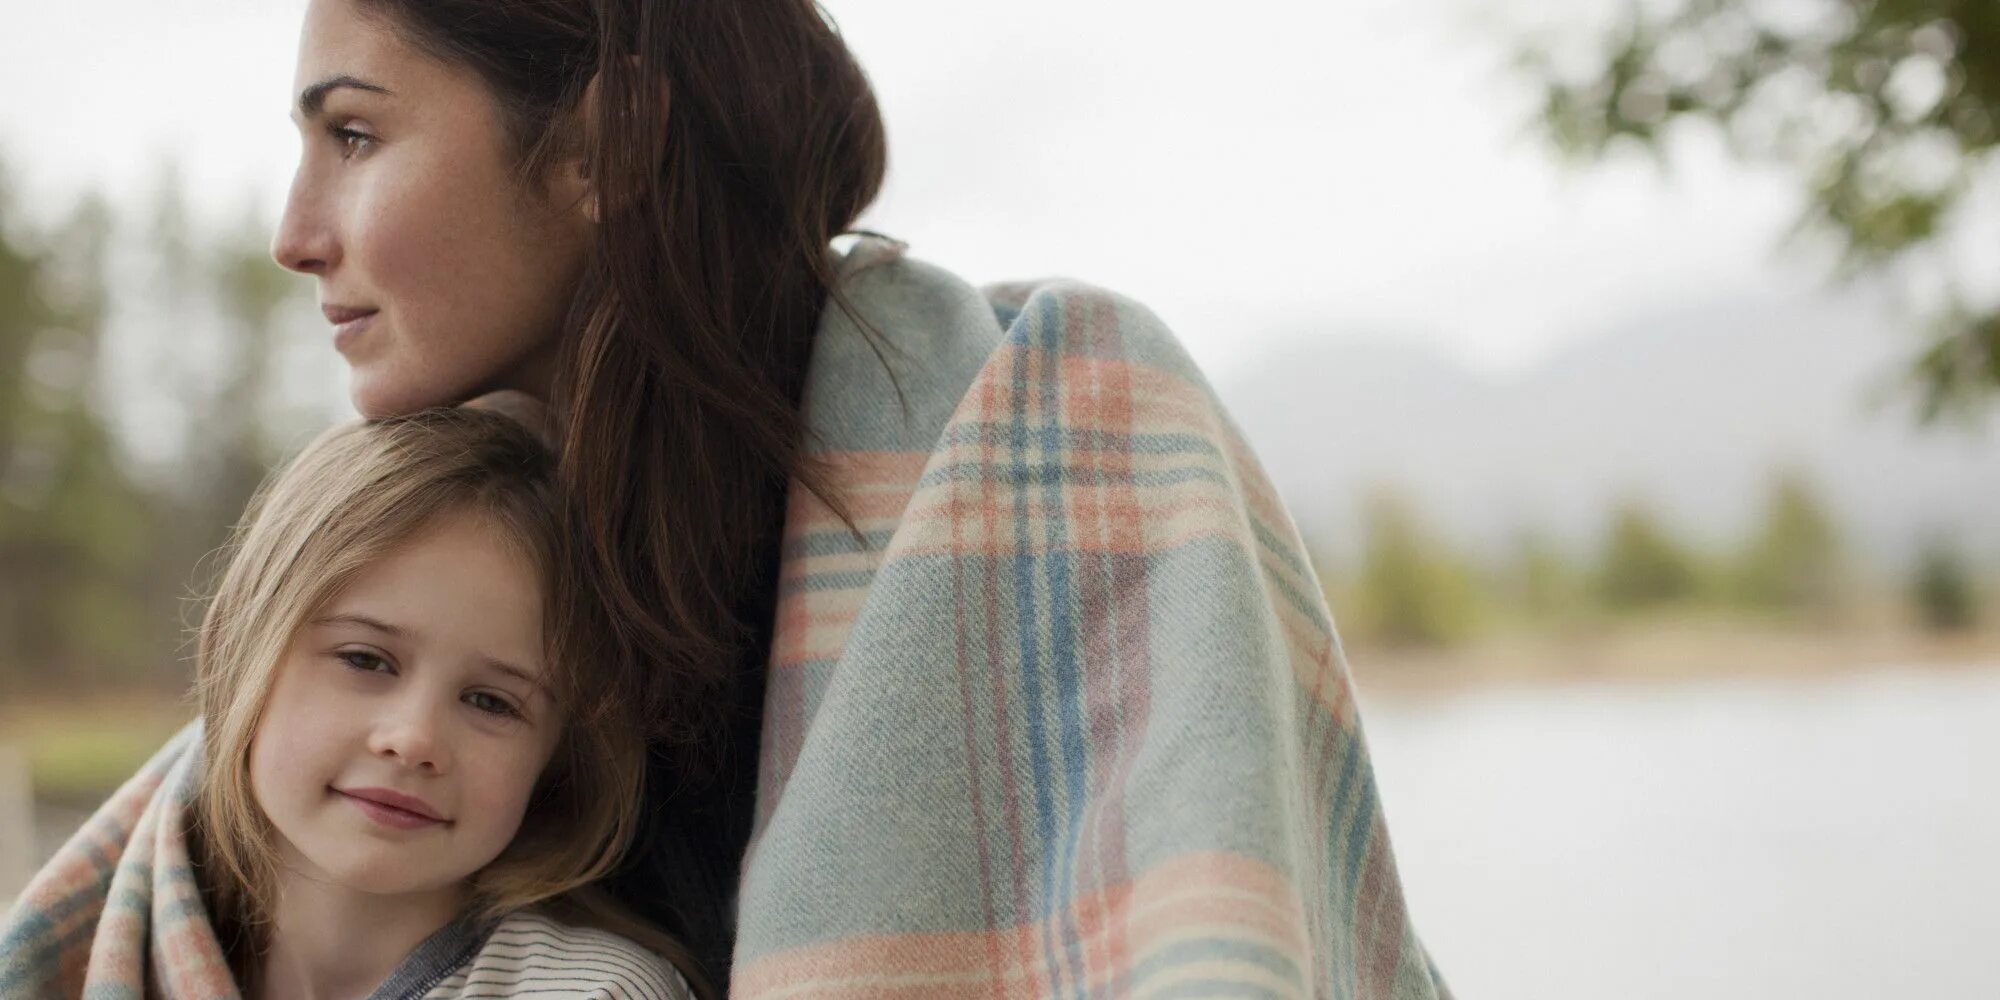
(24, 710, 188, 804)
(189, 204, 299, 539)
(3, 698, 193, 803)
(1734, 468, 1848, 616)
(1911, 538, 1979, 631)
(1518, 0, 2000, 418)
(0, 190, 155, 694)
(0, 160, 312, 697)
(1595, 499, 1703, 610)
(1348, 489, 1480, 648)
(1506, 527, 1583, 621)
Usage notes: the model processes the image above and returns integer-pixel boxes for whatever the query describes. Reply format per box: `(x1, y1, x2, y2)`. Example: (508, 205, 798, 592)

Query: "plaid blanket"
(733, 237, 1449, 998)
(0, 723, 238, 999)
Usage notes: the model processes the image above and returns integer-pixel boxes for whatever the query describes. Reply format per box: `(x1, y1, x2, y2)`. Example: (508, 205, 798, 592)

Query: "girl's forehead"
(324, 511, 550, 670)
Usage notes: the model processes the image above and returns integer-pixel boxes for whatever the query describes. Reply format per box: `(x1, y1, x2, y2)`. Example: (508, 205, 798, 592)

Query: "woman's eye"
(325, 123, 375, 160)
(337, 650, 392, 673)
(465, 691, 521, 719)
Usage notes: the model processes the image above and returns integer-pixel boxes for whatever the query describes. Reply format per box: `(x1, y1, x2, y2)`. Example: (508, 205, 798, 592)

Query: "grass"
(1, 693, 194, 806)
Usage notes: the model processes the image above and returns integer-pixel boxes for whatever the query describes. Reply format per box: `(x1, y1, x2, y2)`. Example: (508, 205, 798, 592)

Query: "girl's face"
(272, 0, 593, 418)
(249, 509, 561, 898)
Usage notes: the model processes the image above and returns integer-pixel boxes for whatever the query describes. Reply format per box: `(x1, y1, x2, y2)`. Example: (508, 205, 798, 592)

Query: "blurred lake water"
(1362, 665, 2000, 1000)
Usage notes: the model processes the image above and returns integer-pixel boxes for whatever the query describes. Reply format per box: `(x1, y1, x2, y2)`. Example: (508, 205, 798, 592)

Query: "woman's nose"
(270, 171, 338, 275)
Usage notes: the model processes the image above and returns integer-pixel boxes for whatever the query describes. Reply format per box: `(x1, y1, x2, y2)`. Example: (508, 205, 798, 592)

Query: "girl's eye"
(338, 649, 393, 674)
(325, 123, 375, 160)
(464, 691, 522, 719)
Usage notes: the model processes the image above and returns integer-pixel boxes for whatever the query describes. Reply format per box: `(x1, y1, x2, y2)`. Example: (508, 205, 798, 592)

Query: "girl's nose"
(270, 170, 338, 275)
(368, 698, 452, 774)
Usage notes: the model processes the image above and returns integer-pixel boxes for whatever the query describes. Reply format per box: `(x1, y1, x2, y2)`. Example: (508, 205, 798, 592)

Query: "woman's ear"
(551, 73, 605, 225)
(552, 164, 600, 226)
(555, 61, 668, 224)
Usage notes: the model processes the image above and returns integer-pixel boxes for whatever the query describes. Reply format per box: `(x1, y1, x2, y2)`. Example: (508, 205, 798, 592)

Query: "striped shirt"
(369, 909, 694, 1000)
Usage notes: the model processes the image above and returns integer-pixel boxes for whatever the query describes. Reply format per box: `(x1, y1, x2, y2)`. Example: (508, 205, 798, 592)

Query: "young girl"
(0, 409, 696, 999)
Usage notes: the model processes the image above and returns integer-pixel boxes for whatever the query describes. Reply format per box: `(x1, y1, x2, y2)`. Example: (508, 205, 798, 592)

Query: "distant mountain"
(1217, 290, 2000, 576)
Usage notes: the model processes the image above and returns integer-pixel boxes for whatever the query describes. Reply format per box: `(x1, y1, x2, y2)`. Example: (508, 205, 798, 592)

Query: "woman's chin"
(346, 373, 467, 420)
(344, 345, 556, 419)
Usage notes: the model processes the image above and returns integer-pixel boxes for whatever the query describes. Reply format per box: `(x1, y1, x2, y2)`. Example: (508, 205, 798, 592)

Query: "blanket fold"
(733, 237, 1449, 998)
(1, 722, 238, 999)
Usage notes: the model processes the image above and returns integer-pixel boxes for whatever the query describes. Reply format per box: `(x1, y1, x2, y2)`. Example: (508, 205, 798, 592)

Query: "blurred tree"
(0, 181, 153, 694)
(1735, 467, 1848, 616)
(131, 177, 310, 639)
(1519, 0, 2000, 419)
(0, 159, 311, 698)
(1911, 536, 1978, 631)
(0, 167, 47, 477)
(1596, 499, 1703, 610)
(1506, 526, 1582, 621)
(1350, 489, 1479, 648)
(197, 205, 297, 539)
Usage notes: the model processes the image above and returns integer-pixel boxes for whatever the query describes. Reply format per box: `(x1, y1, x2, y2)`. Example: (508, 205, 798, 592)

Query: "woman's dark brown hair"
(354, 0, 888, 989)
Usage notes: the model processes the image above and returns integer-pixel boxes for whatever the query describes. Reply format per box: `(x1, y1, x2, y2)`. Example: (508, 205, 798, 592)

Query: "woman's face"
(273, 0, 593, 418)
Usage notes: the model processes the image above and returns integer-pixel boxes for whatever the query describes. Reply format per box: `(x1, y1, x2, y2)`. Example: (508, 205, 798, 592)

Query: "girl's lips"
(335, 787, 445, 831)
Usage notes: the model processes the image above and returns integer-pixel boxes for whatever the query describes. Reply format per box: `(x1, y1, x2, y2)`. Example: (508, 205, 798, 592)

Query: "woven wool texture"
(733, 238, 1448, 999)
(0, 726, 238, 999)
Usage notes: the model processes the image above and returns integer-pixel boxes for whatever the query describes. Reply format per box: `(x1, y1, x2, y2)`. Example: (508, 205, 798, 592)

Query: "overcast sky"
(0, 0, 1825, 386)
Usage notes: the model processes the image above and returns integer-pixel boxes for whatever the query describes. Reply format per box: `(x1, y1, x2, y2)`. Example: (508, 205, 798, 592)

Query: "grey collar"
(363, 917, 484, 1000)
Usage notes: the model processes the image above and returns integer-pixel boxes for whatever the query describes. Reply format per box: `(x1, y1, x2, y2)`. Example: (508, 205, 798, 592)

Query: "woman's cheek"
(359, 181, 453, 317)
(378, 187, 514, 349)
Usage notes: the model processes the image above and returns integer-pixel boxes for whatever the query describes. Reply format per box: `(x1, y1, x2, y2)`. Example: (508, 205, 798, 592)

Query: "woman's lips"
(335, 787, 445, 831)
(323, 306, 379, 352)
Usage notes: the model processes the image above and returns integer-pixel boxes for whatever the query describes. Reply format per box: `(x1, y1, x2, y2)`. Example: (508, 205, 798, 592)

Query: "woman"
(270, 0, 1449, 996)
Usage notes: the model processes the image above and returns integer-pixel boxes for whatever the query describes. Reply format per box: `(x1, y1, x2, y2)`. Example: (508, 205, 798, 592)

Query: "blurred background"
(2, 0, 1996, 996)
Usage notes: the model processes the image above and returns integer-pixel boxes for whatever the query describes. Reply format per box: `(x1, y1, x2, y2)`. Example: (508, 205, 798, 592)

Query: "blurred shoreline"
(1349, 613, 2000, 699)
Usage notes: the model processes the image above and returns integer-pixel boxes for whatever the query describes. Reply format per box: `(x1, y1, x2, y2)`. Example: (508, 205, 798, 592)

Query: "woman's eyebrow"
(297, 74, 393, 119)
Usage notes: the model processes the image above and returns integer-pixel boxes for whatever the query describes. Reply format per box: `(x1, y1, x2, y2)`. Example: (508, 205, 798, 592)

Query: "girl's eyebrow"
(480, 657, 554, 700)
(313, 612, 551, 698)
(296, 74, 393, 120)
(318, 608, 556, 696)
(312, 611, 404, 636)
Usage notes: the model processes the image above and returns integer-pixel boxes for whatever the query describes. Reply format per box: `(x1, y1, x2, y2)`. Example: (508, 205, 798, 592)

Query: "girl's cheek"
(459, 763, 537, 850)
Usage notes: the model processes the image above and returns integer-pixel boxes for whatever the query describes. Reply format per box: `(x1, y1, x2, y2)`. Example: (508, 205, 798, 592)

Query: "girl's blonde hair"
(190, 409, 694, 983)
